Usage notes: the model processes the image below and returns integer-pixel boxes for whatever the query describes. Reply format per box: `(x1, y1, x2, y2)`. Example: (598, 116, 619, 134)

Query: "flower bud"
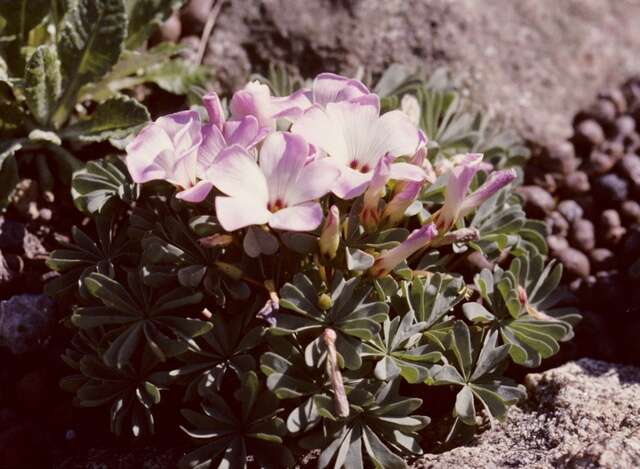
(360, 154, 392, 232)
(322, 328, 349, 417)
(318, 293, 333, 310)
(319, 205, 341, 260)
(369, 223, 438, 278)
(381, 181, 422, 226)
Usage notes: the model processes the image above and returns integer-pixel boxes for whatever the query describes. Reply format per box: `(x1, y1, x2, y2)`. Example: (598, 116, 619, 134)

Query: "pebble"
(554, 247, 591, 278)
(562, 171, 590, 193)
(590, 99, 617, 125)
(593, 173, 628, 204)
(0, 294, 56, 354)
(603, 226, 626, 247)
(570, 219, 595, 251)
(615, 115, 636, 136)
(620, 200, 640, 225)
(156, 12, 182, 43)
(618, 153, 640, 187)
(516, 185, 555, 217)
(590, 248, 616, 271)
(575, 119, 605, 148)
(557, 199, 584, 224)
(588, 150, 616, 174)
(181, 0, 214, 34)
(546, 211, 569, 237)
(541, 141, 578, 174)
(599, 87, 628, 113)
(547, 235, 569, 253)
(600, 209, 622, 229)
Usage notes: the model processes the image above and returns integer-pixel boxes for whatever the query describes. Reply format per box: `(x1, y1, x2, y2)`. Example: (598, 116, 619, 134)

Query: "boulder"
(207, 0, 640, 143)
(0, 294, 55, 354)
(412, 359, 640, 468)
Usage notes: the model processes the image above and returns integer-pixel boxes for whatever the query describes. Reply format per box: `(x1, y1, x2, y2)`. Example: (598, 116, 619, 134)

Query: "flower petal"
(389, 162, 426, 182)
(125, 124, 174, 183)
(291, 105, 348, 163)
(374, 110, 421, 159)
(268, 202, 324, 232)
(202, 93, 225, 130)
(210, 145, 268, 203)
(332, 167, 372, 199)
(271, 88, 311, 120)
(223, 115, 263, 148)
(286, 158, 341, 205)
(176, 180, 214, 203)
(259, 132, 308, 203)
(459, 169, 517, 217)
(312, 73, 369, 106)
(215, 196, 271, 231)
(229, 81, 272, 127)
(197, 123, 226, 172)
(155, 110, 202, 157)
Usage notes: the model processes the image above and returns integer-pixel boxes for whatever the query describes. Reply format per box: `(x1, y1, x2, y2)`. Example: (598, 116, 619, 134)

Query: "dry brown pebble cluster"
(521, 79, 640, 362)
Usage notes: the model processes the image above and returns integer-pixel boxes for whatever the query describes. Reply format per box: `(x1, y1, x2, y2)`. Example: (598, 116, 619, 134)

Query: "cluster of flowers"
(126, 73, 517, 278)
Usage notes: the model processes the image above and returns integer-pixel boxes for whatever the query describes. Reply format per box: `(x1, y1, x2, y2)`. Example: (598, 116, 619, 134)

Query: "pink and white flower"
(305, 72, 370, 107)
(198, 92, 268, 174)
(125, 110, 213, 203)
(370, 223, 438, 278)
(212, 132, 340, 232)
(433, 154, 517, 232)
(229, 81, 309, 130)
(291, 96, 425, 199)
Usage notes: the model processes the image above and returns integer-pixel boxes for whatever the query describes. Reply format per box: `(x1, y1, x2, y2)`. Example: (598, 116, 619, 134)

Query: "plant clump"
(47, 68, 577, 468)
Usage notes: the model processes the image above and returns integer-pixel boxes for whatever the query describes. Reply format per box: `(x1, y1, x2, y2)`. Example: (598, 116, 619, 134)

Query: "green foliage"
(179, 371, 295, 469)
(0, 0, 207, 210)
(52, 65, 578, 468)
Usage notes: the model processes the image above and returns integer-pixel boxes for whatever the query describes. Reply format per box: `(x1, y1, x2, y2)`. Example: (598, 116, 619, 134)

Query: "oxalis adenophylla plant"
(50, 73, 579, 469)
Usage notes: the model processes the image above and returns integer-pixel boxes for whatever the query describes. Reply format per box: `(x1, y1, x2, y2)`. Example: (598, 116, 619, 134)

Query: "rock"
(545, 211, 569, 237)
(588, 150, 616, 174)
(412, 359, 640, 469)
(604, 226, 627, 247)
(152, 11, 182, 43)
(590, 248, 616, 271)
(547, 235, 569, 253)
(615, 115, 636, 136)
(618, 153, 640, 187)
(622, 227, 640, 258)
(15, 369, 51, 411)
(208, 0, 640, 145)
(515, 186, 555, 217)
(621, 200, 640, 225)
(600, 87, 628, 114)
(540, 141, 577, 174)
(589, 98, 617, 125)
(556, 199, 584, 224)
(181, 0, 214, 34)
(575, 119, 605, 149)
(570, 218, 595, 251)
(600, 209, 622, 229)
(562, 170, 590, 193)
(593, 173, 629, 204)
(0, 217, 46, 259)
(0, 294, 55, 354)
(554, 247, 590, 278)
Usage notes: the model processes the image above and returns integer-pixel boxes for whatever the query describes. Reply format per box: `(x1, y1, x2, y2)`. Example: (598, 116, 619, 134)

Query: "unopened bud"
(381, 181, 422, 226)
(322, 328, 349, 418)
(319, 205, 340, 260)
(318, 293, 333, 310)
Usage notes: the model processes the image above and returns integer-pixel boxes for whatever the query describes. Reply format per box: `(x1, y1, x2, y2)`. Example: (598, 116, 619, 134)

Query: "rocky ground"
(412, 358, 640, 468)
(197, 0, 640, 144)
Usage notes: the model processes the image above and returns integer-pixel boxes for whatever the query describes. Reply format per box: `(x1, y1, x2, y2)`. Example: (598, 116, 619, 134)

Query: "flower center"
(349, 160, 370, 173)
(268, 198, 286, 212)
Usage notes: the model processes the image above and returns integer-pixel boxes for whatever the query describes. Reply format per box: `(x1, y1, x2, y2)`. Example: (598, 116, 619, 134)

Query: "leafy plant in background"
(0, 0, 208, 209)
(48, 68, 578, 469)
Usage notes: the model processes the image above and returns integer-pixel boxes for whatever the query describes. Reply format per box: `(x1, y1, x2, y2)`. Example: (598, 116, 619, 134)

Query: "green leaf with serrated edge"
(125, 0, 185, 49)
(53, 0, 127, 128)
(62, 96, 149, 142)
(24, 45, 62, 125)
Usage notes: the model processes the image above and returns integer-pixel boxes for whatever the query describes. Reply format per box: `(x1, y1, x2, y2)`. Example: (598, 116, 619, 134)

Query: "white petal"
(259, 132, 308, 203)
(268, 202, 324, 232)
(210, 145, 268, 204)
(286, 159, 341, 205)
(215, 196, 271, 231)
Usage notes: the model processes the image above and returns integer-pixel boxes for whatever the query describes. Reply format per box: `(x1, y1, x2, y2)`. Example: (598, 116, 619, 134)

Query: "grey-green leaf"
(63, 96, 149, 142)
(24, 46, 62, 125)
